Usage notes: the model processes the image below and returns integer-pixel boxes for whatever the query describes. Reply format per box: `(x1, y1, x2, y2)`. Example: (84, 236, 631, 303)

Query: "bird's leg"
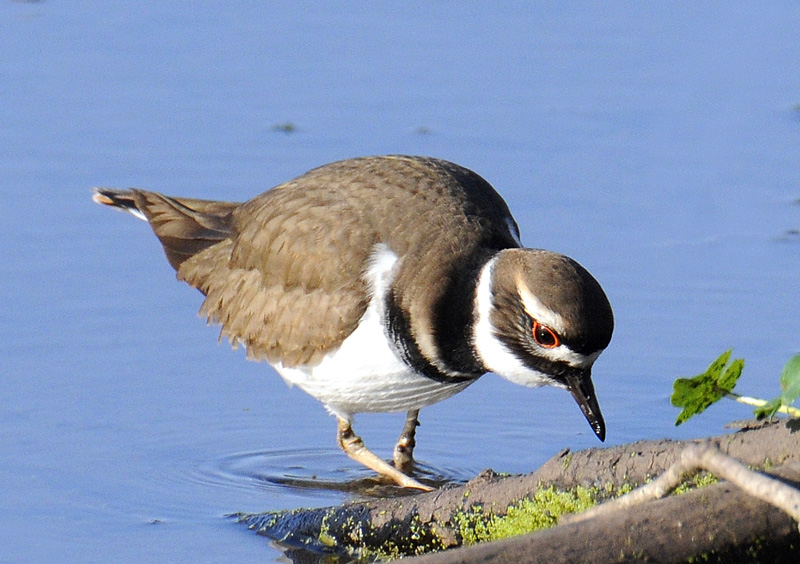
(336, 417, 432, 491)
(393, 409, 420, 473)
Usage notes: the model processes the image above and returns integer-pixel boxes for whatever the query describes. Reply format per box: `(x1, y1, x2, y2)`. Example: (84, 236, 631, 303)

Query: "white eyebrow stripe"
(517, 282, 604, 368)
(517, 282, 567, 336)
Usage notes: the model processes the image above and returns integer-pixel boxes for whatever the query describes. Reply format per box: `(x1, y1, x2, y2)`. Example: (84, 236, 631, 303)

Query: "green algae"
(673, 472, 719, 495)
(241, 471, 725, 561)
(454, 485, 606, 546)
(315, 476, 715, 560)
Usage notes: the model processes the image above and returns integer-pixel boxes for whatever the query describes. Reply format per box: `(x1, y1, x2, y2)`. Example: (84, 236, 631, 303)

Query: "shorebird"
(93, 155, 614, 490)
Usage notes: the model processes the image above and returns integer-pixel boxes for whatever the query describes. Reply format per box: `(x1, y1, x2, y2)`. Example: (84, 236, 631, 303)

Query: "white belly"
(273, 244, 473, 420)
(274, 295, 472, 420)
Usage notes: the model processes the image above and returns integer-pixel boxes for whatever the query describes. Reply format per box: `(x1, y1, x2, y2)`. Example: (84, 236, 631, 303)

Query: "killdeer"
(93, 155, 613, 491)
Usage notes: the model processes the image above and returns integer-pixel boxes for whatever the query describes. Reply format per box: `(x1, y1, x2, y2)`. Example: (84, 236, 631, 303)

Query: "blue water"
(2, 2, 799, 562)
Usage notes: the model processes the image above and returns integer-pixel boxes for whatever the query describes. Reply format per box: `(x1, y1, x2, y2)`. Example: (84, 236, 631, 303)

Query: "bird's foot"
(337, 417, 432, 491)
(393, 409, 420, 474)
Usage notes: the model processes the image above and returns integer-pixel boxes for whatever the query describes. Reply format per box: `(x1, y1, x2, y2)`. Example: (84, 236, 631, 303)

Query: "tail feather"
(92, 187, 148, 220)
(92, 187, 240, 270)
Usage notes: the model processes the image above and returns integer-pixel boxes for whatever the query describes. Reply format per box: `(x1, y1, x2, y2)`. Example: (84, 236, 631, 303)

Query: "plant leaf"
(779, 353, 800, 406)
(754, 397, 782, 421)
(671, 350, 742, 426)
(719, 358, 744, 393)
(707, 349, 732, 380)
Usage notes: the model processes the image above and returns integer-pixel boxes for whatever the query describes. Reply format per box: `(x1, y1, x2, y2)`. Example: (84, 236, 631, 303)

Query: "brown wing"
(95, 185, 374, 368)
(177, 176, 378, 368)
(96, 156, 519, 370)
(179, 155, 520, 369)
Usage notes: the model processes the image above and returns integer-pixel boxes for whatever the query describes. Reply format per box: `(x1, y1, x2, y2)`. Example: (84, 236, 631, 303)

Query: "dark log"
(410, 463, 800, 564)
(236, 420, 800, 562)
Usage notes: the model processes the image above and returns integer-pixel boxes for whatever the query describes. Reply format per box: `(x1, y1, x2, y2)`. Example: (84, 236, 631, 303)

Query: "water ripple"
(191, 448, 476, 498)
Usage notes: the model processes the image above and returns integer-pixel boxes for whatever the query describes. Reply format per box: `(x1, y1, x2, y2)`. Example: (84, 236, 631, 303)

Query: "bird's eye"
(532, 320, 560, 348)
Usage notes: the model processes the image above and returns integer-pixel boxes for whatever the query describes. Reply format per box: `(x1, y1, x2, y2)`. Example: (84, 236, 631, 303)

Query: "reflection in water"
(204, 449, 475, 563)
(239, 508, 361, 564)
(194, 448, 473, 497)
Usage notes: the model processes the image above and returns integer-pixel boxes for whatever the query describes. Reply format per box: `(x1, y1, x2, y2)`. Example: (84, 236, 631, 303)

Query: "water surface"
(2, 2, 799, 563)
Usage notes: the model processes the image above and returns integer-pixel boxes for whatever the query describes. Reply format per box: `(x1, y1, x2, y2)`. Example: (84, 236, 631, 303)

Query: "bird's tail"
(92, 187, 240, 271)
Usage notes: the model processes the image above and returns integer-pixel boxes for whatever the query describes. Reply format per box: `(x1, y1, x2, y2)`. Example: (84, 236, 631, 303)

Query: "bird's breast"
(273, 287, 474, 420)
(271, 243, 476, 419)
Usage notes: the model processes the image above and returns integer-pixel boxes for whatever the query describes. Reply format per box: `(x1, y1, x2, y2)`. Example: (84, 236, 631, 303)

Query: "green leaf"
(779, 353, 800, 406)
(671, 350, 743, 426)
(754, 397, 782, 421)
(719, 358, 744, 393)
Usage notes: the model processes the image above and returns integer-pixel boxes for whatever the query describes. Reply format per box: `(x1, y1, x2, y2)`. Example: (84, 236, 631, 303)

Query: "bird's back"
(97, 156, 522, 369)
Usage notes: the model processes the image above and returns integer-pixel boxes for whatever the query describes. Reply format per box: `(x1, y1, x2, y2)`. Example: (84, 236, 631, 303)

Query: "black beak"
(565, 371, 606, 442)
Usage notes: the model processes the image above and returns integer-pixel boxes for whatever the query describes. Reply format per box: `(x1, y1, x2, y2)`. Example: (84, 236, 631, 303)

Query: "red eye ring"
(532, 320, 560, 349)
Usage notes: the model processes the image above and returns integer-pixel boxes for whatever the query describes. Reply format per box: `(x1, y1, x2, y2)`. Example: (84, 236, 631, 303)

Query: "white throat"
(472, 257, 555, 388)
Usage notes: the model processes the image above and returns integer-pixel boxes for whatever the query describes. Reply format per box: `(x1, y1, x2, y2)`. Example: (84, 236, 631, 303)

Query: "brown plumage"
(95, 156, 519, 368)
(94, 155, 614, 490)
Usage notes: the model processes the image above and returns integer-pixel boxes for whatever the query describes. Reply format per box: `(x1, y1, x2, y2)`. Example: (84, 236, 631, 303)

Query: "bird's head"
(473, 248, 614, 441)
